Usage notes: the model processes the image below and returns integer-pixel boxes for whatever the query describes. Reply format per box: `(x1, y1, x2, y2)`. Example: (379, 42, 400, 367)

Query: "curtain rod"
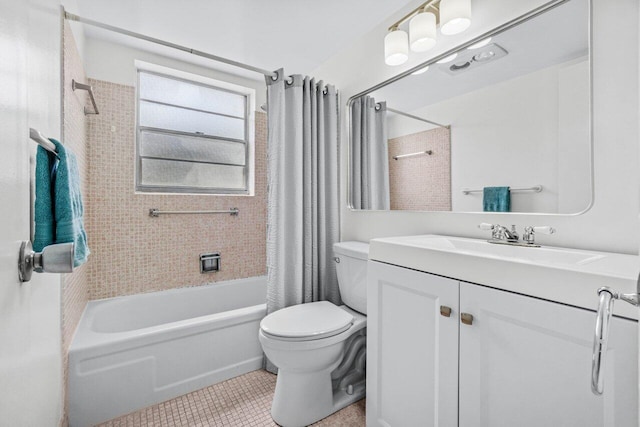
(63, 9, 279, 79)
(384, 105, 448, 128)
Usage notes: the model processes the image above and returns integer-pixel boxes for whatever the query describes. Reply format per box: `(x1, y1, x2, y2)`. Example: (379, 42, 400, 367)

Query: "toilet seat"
(260, 301, 354, 341)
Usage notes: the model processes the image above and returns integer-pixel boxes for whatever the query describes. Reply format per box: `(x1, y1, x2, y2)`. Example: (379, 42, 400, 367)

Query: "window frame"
(135, 62, 255, 195)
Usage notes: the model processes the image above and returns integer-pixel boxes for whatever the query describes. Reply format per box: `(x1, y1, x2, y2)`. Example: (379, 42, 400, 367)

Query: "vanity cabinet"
(367, 261, 638, 427)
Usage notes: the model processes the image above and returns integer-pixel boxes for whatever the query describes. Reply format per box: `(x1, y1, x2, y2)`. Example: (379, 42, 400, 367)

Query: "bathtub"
(68, 276, 267, 427)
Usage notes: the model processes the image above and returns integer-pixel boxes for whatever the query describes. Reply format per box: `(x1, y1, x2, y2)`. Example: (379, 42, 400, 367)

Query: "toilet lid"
(260, 301, 354, 340)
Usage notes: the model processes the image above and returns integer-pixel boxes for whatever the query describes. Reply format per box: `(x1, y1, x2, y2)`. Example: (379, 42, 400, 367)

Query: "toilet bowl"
(259, 241, 369, 427)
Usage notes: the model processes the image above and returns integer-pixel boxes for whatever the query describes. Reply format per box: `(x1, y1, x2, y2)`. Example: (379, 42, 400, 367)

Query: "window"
(136, 63, 255, 194)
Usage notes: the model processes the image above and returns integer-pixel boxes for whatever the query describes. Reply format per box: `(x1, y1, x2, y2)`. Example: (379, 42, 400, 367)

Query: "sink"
(368, 234, 639, 320)
(399, 235, 605, 267)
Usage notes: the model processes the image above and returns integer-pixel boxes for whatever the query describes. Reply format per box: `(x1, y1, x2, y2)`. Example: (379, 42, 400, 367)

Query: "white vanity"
(366, 234, 638, 427)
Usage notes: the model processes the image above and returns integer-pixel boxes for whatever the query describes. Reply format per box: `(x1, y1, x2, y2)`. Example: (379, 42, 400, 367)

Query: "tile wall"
(388, 127, 452, 211)
(61, 21, 91, 427)
(85, 79, 267, 300)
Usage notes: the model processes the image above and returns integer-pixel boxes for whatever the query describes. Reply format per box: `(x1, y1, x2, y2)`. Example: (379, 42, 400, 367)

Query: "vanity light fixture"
(410, 10, 437, 52)
(385, 28, 410, 65)
(384, 0, 472, 66)
(440, 0, 472, 35)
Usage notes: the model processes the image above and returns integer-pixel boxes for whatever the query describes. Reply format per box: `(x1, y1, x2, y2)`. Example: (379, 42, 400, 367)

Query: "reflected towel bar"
(29, 128, 59, 158)
(461, 185, 543, 195)
(72, 79, 99, 115)
(393, 150, 433, 160)
(149, 208, 239, 217)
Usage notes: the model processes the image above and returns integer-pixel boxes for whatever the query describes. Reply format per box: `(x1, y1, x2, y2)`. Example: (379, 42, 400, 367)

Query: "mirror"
(348, 0, 590, 214)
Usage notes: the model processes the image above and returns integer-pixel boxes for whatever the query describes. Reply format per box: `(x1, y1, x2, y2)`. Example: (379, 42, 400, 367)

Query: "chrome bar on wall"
(386, 107, 448, 129)
(461, 185, 543, 195)
(149, 208, 239, 217)
(29, 128, 59, 158)
(63, 10, 278, 79)
(393, 150, 433, 160)
(72, 80, 99, 115)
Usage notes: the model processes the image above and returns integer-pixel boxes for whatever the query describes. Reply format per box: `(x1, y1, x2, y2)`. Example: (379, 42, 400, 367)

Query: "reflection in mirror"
(349, 0, 591, 214)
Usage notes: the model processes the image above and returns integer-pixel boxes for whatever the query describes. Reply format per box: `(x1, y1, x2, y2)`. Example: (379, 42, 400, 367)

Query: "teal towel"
(483, 187, 511, 212)
(34, 139, 89, 267)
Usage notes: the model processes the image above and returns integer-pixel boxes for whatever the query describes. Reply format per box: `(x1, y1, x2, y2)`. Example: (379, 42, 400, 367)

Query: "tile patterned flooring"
(96, 370, 365, 427)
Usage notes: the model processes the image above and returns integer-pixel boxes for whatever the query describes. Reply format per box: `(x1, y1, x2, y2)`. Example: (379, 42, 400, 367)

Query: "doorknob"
(440, 305, 452, 317)
(461, 312, 474, 325)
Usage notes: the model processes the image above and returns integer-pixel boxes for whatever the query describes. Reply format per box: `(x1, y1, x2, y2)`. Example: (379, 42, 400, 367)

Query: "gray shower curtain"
(350, 96, 390, 210)
(265, 70, 341, 317)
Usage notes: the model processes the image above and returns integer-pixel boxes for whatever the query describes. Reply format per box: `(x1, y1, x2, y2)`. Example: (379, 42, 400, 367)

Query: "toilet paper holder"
(18, 240, 75, 282)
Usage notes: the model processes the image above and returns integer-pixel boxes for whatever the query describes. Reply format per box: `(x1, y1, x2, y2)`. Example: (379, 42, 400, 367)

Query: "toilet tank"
(334, 241, 369, 314)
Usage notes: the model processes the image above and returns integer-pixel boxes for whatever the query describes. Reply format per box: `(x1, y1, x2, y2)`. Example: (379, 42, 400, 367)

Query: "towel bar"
(29, 128, 58, 158)
(149, 208, 239, 217)
(461, 185, 543, 195)
(393, 150, 433, 160)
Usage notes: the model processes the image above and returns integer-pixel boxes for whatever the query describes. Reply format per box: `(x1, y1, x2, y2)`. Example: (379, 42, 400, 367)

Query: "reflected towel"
(483, 187, 510, 212)
(34, 139, 89, 267)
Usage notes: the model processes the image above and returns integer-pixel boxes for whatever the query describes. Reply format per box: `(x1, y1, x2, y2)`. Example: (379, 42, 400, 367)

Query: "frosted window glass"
(139, 72, 246, 118)
(139, 101, 245, 140)
(135, 68, 252, 194)
(140, 158, 246, 190)
(140, 131, 246, 166)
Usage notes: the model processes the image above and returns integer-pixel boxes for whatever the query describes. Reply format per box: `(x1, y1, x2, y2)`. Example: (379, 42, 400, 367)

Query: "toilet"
(259, 241, 369, 427)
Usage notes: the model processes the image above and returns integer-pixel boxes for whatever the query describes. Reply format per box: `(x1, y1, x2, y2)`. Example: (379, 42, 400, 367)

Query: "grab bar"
(591, 286, 639, 395)
(72, 79, 99, 115)
(149, 208, 239, 217)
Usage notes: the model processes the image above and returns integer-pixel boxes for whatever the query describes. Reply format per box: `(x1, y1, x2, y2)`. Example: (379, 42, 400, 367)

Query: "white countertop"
(369, 235, 640, 320)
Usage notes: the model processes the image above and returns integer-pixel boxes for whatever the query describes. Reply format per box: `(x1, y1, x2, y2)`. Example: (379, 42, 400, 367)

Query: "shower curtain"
(350, 96, 390, 210)
(265, 70, 341, 318)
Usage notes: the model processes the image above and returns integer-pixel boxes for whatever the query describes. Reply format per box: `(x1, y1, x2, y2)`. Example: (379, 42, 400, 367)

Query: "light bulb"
(409, 11, 437, 52)
(440, 0, 472, 35)
(384, 29, 409, 66)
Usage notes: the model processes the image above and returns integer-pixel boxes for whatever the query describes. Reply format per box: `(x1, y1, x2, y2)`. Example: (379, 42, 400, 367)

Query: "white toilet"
(259, 241, 369, 427)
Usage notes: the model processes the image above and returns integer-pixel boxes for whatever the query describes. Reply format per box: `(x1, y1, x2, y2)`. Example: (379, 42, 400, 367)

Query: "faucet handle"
(522, 225, 556, 246)
(533, 226, 556, 235)
(478, 223, 495, 231)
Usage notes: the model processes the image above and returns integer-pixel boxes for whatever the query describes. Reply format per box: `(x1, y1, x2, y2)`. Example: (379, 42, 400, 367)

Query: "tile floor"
(96, 370, 365, 427)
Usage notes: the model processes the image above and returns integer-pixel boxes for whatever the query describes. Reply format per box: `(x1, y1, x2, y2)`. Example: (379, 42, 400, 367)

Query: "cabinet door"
(366, 261, 459, 427)
(459, 282, 638, 427)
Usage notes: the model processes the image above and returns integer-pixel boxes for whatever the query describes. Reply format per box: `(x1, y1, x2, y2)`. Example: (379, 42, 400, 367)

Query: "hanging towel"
(483, 186, 511, 212)
(34, 139, 89, 267)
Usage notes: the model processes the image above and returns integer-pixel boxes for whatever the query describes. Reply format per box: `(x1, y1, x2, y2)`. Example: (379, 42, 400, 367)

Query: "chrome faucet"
(478, 223, 555, 247)
(478, 223, 519, 242)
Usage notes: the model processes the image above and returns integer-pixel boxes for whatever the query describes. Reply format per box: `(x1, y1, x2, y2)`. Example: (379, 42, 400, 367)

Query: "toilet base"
(271, 369, 365, 427)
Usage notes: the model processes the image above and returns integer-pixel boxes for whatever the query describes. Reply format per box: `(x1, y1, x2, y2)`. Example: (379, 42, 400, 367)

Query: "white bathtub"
(68, 276, 267, 427)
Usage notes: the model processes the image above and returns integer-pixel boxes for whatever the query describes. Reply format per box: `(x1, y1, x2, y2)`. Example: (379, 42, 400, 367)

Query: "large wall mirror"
(348, 0, 591, 214)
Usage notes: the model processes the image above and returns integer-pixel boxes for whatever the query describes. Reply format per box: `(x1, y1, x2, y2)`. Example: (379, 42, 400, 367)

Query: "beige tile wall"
(61, 21, 91, 427)
(388, 127, 452, 211)
(85, 79, 267, 300)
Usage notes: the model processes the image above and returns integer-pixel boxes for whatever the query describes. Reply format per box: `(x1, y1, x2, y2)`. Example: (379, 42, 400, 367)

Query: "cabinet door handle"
(591, 286, 640, 395)
(461, 313, 474, 325)
(440, 305, 452, 317)
(592, 288, 615, 395)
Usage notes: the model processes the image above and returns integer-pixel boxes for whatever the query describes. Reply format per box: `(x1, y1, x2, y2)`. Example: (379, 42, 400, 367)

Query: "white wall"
(312, 0, 639, 254)
(0, 0, 63, 425)
(82, 37, 267, 109)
